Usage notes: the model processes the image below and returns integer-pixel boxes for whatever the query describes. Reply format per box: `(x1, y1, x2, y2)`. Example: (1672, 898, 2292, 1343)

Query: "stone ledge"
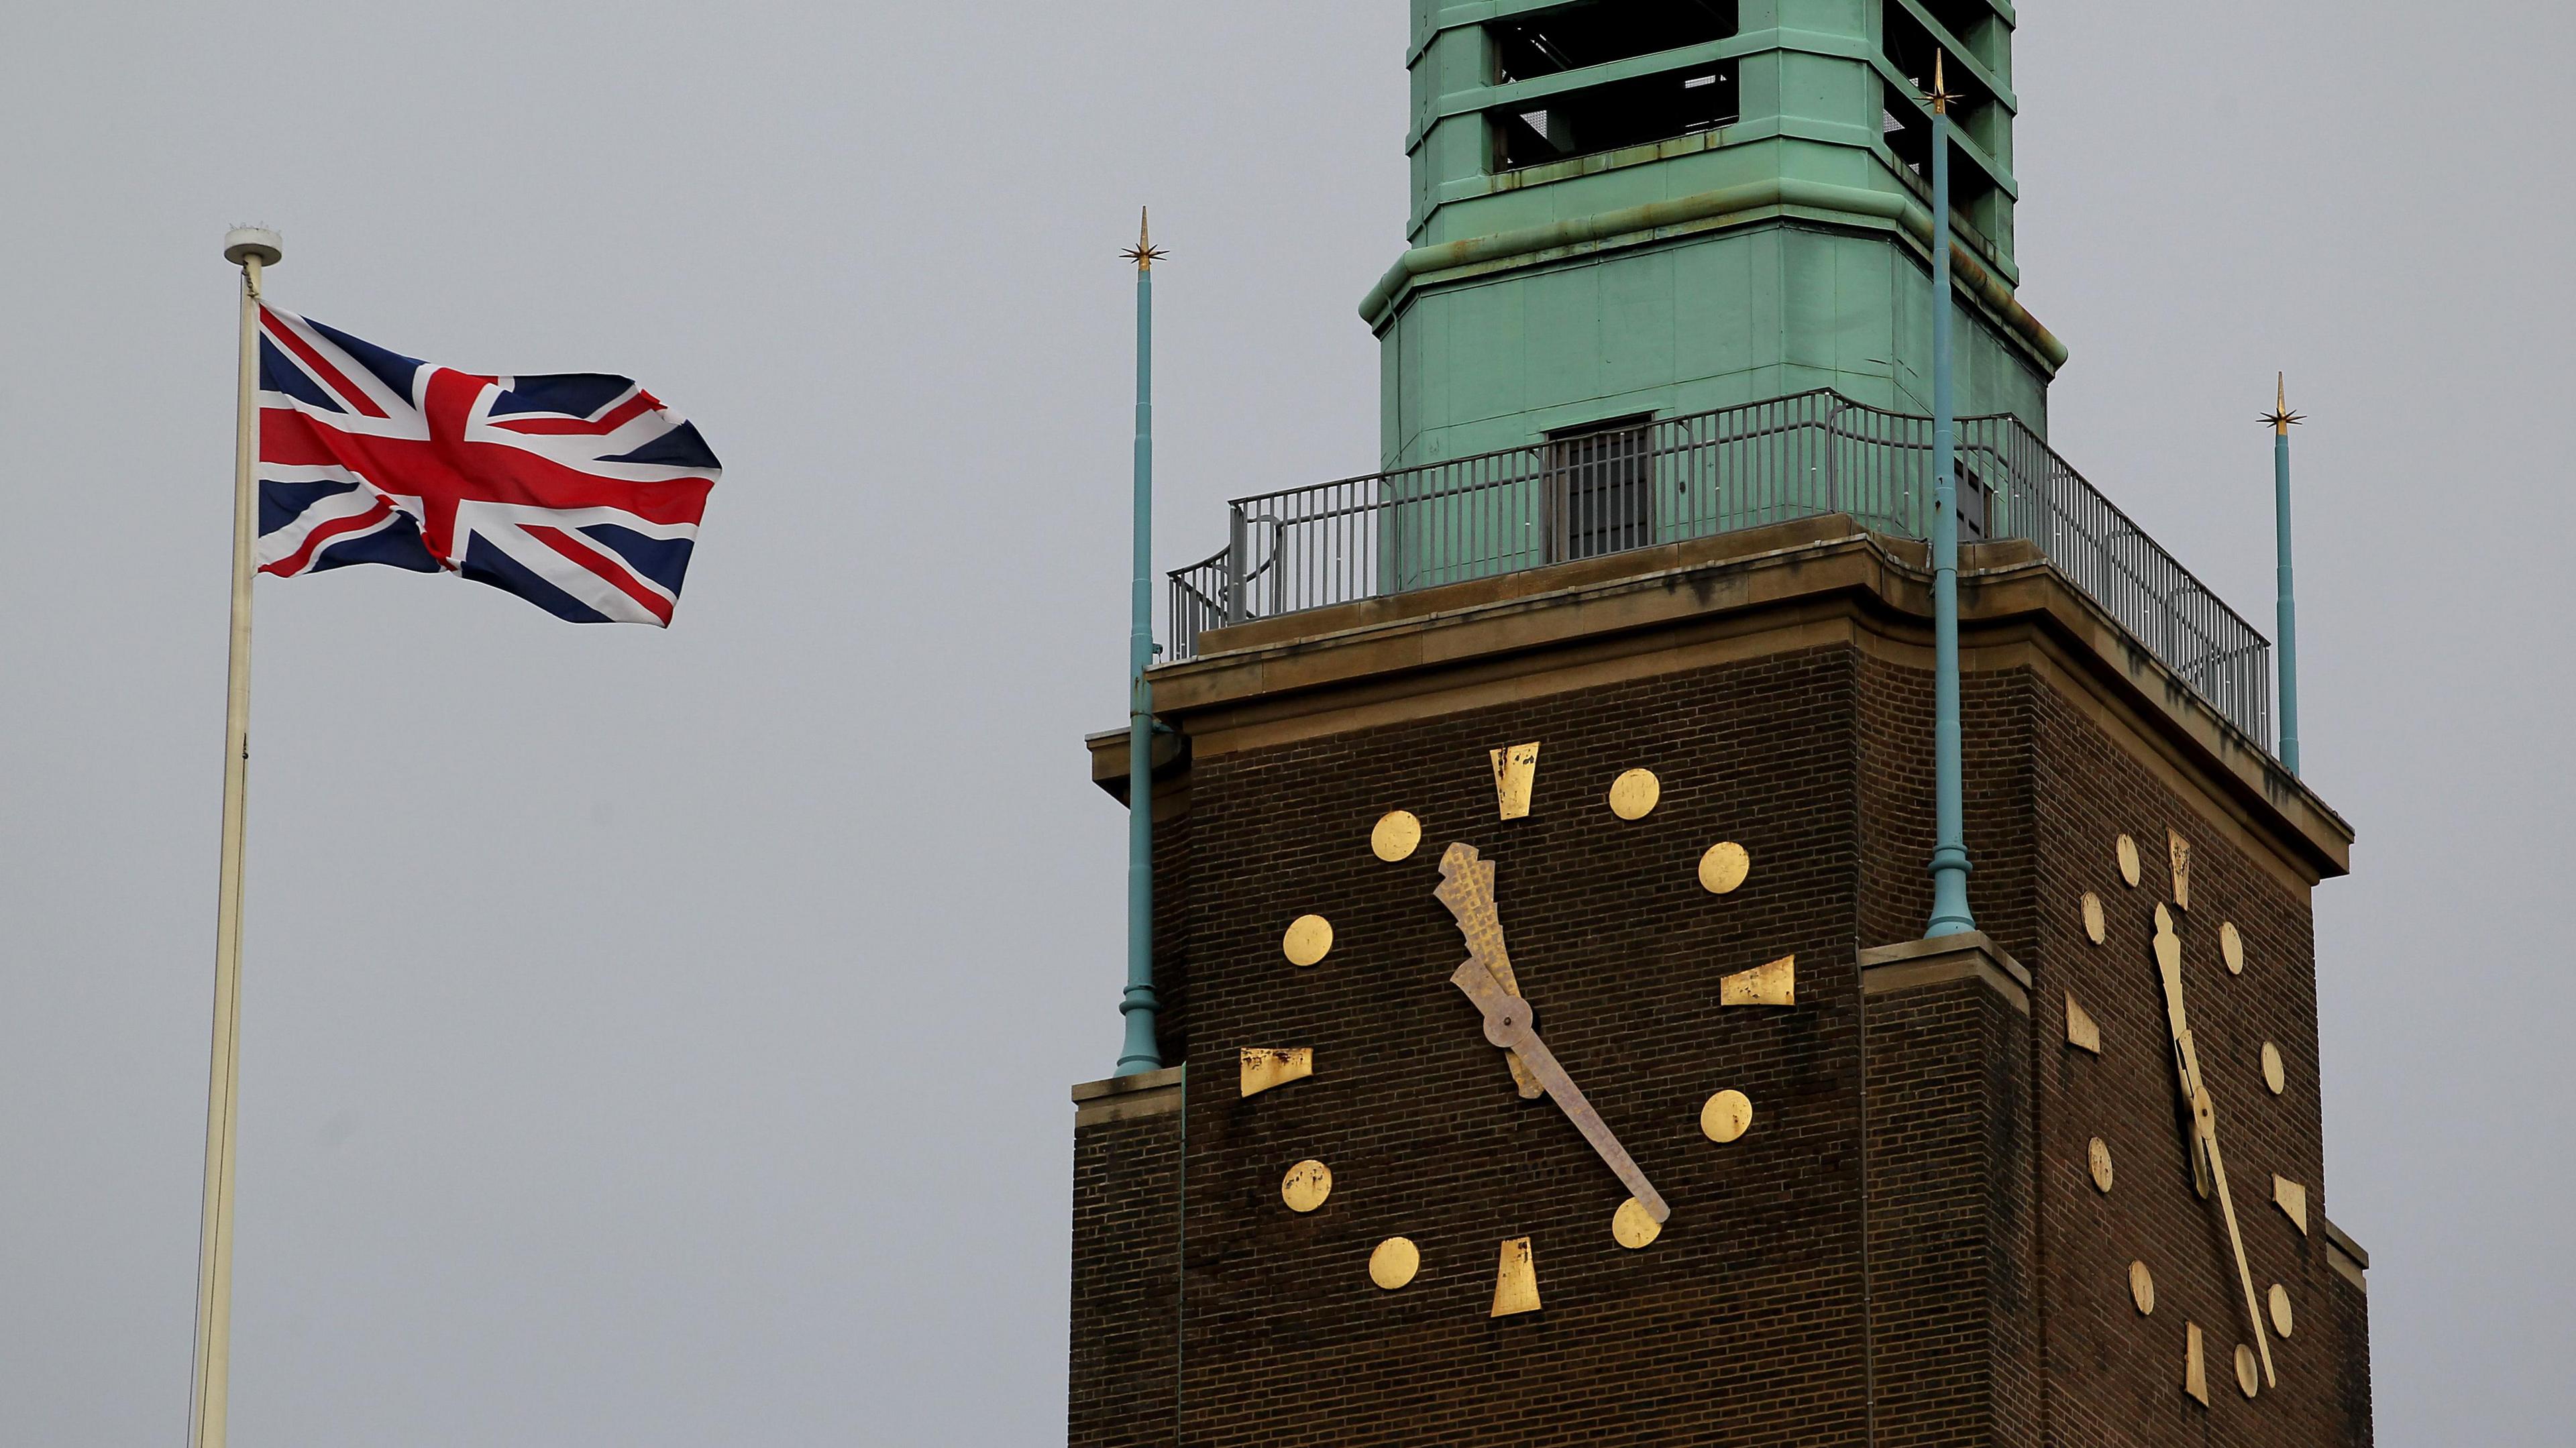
(1858, 932, 2033, 1014)
(1070, 1064, 1186, 1128)
(2323, 1215, 2370, 1290)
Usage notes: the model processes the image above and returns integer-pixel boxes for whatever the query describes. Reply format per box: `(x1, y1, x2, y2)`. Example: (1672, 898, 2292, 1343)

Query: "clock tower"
(1069, 7, 2372, 1446)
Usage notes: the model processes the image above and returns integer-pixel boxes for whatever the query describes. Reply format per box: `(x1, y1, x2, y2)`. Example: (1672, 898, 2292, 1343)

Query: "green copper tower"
(1366, 1, 2063, 469)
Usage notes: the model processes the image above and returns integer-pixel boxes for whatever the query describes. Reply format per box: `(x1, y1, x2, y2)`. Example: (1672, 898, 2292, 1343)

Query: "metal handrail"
(1165, 388, 2275, 751)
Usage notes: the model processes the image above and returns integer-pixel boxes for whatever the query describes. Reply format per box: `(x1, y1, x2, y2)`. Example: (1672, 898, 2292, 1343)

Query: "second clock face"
(1214, 728, 1815, 1322)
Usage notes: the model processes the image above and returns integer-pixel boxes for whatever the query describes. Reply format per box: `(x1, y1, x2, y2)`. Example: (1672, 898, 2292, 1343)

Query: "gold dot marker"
(2116, 834, 2142, 887)
(1370, 1236, 1420, 1290)
(2235, 1343, 2261, 1398)
(2261, 1042, 2286, 1095)
(1372, 810, 1421, 862)
(2088, 1136, 2115, 1193)
(1612, 1196, 1662, 1249)
(1281, 1158, 1332, 1213)
(2129, 1260, 2156, 1315)
(2080, 891, 2106, 945)
(2221, 921, 2245, 974)
(2268, 1282, 2294, 1338)
(1282, 914, 1333, 966)
(1607, 769, 1661, 820)
(1700, 1088, 1753, 1143)
(1699, 841, 1750, 894)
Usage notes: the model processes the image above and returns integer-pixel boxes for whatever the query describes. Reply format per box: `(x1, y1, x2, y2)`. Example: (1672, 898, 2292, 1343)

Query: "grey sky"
(2, 2, 2566, 1443)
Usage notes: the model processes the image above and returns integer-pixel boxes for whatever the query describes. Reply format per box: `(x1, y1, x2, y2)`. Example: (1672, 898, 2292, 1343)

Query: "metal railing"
(1167, 389, 2274, 750)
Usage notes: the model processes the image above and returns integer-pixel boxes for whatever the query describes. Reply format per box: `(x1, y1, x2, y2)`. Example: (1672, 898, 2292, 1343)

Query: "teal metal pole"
(1924, 58, 1975, 940)
(1117, 211, 1165, 1076)
(2266, 374, 2303, 776)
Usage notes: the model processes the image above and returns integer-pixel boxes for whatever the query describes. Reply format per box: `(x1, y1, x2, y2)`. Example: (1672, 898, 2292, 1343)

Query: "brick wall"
(1069, 1098, 1183, 1448)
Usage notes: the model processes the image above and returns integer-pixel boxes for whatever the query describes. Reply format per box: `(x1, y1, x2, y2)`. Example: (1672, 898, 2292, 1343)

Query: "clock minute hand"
(2153, 905, 2273, 1388)
(1449, 956, 1671, 1223)
(2194, 1083, 2279, 1388)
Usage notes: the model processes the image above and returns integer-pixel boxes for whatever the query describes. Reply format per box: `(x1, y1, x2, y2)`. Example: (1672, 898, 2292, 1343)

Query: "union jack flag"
(256, 304, 720, 625)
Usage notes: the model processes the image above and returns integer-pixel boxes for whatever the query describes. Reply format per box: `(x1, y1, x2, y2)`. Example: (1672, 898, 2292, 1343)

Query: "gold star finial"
(1120, 207, 1167, 272)
(1923, 50, 1964, 115)
(2261, 372, 2304, 433)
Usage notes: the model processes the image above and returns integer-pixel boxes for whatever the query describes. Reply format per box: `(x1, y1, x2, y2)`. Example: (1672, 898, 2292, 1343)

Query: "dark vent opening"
(1491, 0, 1739, 82)
(1493, 64, 1740, 172)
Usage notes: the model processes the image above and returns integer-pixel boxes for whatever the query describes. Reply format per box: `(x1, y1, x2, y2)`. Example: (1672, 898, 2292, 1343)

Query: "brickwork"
(1067, 618, 2369, 1444)
(1068, 1101, 1183, 1448)
(1864, 972, 2039, 1446)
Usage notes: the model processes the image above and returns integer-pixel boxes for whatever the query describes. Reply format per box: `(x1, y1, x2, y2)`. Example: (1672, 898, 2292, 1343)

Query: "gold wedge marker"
(1720, 954, 1795, 1007)
(1238, 1048, 1313, 1097)
(1491, 1236, 1541, 1317)
(1490, 742, 1540, 820)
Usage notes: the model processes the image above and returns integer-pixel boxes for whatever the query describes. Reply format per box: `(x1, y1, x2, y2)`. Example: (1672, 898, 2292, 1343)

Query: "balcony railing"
(1166, 389, 2274, 751)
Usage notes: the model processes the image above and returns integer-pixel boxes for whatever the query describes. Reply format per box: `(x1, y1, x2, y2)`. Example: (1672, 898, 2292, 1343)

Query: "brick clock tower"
(1069, 5, 2372, 1445)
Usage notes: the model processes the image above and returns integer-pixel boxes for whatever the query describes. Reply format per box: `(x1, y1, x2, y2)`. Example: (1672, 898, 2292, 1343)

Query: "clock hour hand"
(1434, 842, 1544, 1100)
(1450, 955, 1670, 1223)
(2152, 905, 2215, 1199)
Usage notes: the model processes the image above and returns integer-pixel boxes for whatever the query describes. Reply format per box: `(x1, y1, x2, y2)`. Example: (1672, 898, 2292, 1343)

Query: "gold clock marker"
(2268, 1282, 2294, 1337)
(2220, 920, 2245, 974)
(1370, 1237, 1420, 1290)
(1281, 1159, 1332, 1213)
(1699, 1089, 1752, 1143)
(1698, 841, 1750, 894)
(1282, 914, 1334, 967)
(2129, 1260, 2156, 1315)
(1372, 810, 1422, 862)
(1719, 954, 1794, 1007)
(2080, 891, 2106, 944)
(2116, 833, 2142, 887)
(2261, 1042, 2286, 1095)
(2167, 828, 2194, 911)
(1239, 1048, 1313, 1097)
(2088, 1137, 2115, 1192)
(1607, 768, 1660, 820)
(1611, 1196, 1662, 1249)
(1490, 742, 1540, 820)
(1491, 1237, 1540, 1317)
(2065, 994, 2102, 1054)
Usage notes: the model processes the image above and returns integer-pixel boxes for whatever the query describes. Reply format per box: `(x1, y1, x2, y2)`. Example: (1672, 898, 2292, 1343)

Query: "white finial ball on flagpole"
(223, 227, 282, 268)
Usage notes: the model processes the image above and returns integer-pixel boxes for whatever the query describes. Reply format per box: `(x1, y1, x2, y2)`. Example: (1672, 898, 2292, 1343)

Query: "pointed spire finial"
(1120, 206, 1167, 272)
(2261, 371, 2305, 433)
(1925, 51, 1962, 115)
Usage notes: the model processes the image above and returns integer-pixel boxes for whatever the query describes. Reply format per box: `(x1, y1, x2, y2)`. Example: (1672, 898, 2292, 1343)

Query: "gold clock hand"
(2152, 905, 2215, 1198)
(1434, 842, 1543, 1100)
(1449, 955, 1671, 1223)
(2195, 1085, 2278, 1388)
(2152, 903, 2274, 1386)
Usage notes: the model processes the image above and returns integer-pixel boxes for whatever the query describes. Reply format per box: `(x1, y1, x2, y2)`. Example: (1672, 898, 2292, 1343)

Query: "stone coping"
(1858, 932, 2033, 1013)
(1069, 1064, 1185, 1128)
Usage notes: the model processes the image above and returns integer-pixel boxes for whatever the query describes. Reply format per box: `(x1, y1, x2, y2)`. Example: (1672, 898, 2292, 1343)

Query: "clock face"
(1222, 734, 1798, 1319)
(2070, 830, 2312, 1409)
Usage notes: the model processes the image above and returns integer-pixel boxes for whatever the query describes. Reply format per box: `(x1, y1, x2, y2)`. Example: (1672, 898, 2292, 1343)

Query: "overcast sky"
(3, 3, 2569, 1443)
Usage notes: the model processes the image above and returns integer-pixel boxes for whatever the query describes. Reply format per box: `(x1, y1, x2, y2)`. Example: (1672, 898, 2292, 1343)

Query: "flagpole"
(192, 225, 278, 1448)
